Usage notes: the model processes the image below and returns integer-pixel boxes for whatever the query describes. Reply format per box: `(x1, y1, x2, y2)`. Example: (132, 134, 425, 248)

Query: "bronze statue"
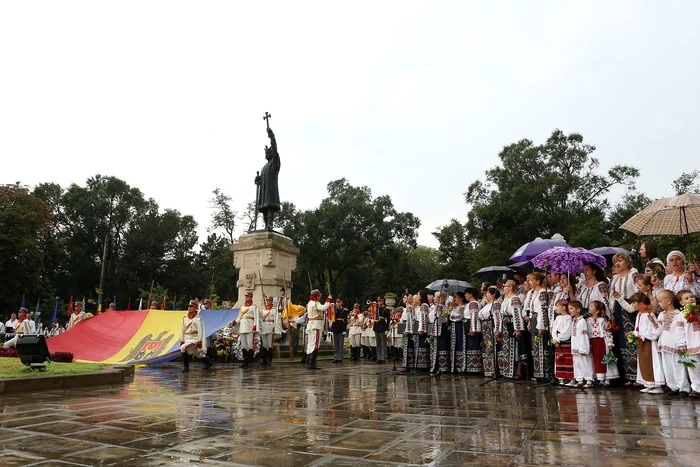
(255, 112, 281, 231)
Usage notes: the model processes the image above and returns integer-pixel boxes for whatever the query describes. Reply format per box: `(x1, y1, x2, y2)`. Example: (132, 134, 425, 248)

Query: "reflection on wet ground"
(1, 362, 699, 466)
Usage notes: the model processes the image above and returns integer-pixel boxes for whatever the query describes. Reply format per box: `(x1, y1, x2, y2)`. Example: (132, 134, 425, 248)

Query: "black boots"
(307, 350, 320, 370)
(266, 348, 272, 366)
(239, 349, 252, 368)
(350, 347, 359, 361)
(202, 355, 212, 370)
(182, 353, 190, 373)
(259, 348, 268, 366)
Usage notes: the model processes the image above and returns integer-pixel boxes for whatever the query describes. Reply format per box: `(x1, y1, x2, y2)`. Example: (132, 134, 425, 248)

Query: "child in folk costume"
(465, 288, 484, 374)
(180, 300, 213, 372)
(587, 300, 619, 386)
(258, 296, 277, 366)
(348, 303, 364, 361)
(657, 289, 690, 395)
(551, 299, 573, 385)
(679, 290, 700, 397)
(629, 293, 665, 394)
(567, 301, 594, 388)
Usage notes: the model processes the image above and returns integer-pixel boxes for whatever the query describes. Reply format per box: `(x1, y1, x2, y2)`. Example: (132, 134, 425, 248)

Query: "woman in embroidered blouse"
(609, 253, 639, 385)
(479, 287, 500, 377)
(415, 290, 431, 371)
(576, 264, 609, 316)
(465, 288, 483, 374)
(498, 280, 526, 379)
(525, 272, 553, 381)
(664, 250, 700, 296)
(400, 294, 415, 372)
(449, 292, 467, 373)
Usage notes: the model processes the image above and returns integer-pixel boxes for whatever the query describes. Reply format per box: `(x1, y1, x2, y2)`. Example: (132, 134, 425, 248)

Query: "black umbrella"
(589, 246, 633, 267)
(472, 266, 515, 283)
(425, 279, 473, 293)
(509, 261, 534, 273)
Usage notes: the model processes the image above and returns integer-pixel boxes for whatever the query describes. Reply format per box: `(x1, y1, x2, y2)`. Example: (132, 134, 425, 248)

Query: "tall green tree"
(0, 184, 50, 313)
(464, 129, 639, 266)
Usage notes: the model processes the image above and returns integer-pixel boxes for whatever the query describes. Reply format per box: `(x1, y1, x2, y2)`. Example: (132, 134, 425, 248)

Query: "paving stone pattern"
(1, 362, 698, 466)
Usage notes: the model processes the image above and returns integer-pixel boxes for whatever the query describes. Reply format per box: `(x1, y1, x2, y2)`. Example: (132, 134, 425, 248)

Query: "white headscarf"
(666, 250, 686, 265)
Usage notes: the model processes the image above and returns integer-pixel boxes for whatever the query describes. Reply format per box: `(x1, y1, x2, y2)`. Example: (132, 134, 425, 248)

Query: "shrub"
(50, 352, 74, 363)
(0, 348, 19, 358)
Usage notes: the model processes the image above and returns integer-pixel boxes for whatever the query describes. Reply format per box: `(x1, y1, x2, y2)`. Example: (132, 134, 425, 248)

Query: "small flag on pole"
(138, 298, 143, 310)
(67, 296, 74, 314)
(160, 297, 165, 310)
(97, 296, 102, 313)
(34, 298, 40, 326)
(20, 295, 26, 309)
(172, 295, 177, 310)
(49, 297, 60, 327)
(127, 297, 131, 311)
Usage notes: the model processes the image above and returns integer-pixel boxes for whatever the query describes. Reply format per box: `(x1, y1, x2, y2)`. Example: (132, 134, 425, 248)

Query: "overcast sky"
(2, 2, 698, 248)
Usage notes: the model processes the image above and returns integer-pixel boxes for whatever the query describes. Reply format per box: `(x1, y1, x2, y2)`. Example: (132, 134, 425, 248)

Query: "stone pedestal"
(232, 231, 300, 310)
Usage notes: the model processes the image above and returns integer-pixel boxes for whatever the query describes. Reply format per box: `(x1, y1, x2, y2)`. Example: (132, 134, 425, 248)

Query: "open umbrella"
(531, 247, 607, 275)
(590, 247, 632, 265)
(425, 279, 473, 293)
(510, 237, 571, 262)
(621, 193, 700, 255)
(509, 261, 534, 273)
(472, 266, 515, 282)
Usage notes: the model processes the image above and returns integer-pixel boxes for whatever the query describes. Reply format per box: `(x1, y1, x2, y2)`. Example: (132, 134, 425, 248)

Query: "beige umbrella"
(621, 193, 700, 236)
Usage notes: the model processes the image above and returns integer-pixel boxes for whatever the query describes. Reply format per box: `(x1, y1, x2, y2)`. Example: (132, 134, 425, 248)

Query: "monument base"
(232, 231, 300, 309)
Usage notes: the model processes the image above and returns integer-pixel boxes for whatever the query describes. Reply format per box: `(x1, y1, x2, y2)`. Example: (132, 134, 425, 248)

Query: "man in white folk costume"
(232, 291, 260, 369)
(306, 289, 332, 370)
(3, 307, 32, 349)
(180, 300, 213, 372)
(66, 301, 86, 330)
(259, 295, 278, 365)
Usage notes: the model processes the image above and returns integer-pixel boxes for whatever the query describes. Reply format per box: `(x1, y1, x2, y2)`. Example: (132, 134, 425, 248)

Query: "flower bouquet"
(678, 351, 697, 369)
(426, 336, 434, 345)
(602, 351, 618, 366)
(653, 264, 666, 282)
(486, 340, 494, 350)
(626, 333, 641, 346)
(533, 335, 542, 344)
(682, 304, 700, 324)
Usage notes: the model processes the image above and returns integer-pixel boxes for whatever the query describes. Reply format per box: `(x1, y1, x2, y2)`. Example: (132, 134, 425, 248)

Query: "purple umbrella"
(531, 247, 607, 275)
(509, 237, 571, 262)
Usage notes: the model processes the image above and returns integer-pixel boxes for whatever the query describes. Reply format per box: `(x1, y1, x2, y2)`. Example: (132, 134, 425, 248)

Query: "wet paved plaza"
(1, 362, 700, 466)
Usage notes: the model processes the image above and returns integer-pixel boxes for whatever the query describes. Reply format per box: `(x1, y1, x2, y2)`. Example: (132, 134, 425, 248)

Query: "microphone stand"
(377, 315, 402, 375)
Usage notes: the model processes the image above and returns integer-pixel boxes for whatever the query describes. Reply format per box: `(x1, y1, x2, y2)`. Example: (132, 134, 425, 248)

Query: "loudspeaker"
(16, 335, 51, 366)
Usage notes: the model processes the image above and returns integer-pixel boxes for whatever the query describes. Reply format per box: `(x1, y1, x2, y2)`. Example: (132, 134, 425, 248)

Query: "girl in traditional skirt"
(498, 280, 526, 379)
(429, 291, 450, 374)
(629, 292, 664, 394)
(465, 287, 483, 374)
(552, 299, 573, 385)
(587, 300, 619, 386)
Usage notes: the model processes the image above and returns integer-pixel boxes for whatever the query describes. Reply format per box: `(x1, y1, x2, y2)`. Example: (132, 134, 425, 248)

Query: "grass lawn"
(0, 358, 106, 379)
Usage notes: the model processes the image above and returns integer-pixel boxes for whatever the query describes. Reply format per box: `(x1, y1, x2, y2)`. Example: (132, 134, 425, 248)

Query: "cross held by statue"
(263, 112, 271, 129)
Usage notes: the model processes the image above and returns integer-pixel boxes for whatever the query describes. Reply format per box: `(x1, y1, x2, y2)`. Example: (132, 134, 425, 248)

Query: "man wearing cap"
(306, 289, 332, 369)
(373, 296, 391, 364)
(3, 307, 32, 349)
(278, 288, 308, 360)
(66, 301, 86, 330)
(150, 301, 159, 310)
(232, 291, 260, 368)
(259, 295, 278, 365)
(203, 299, 213, 310)
(330, 298, 349, 363)
(180, 300, 213, 372)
